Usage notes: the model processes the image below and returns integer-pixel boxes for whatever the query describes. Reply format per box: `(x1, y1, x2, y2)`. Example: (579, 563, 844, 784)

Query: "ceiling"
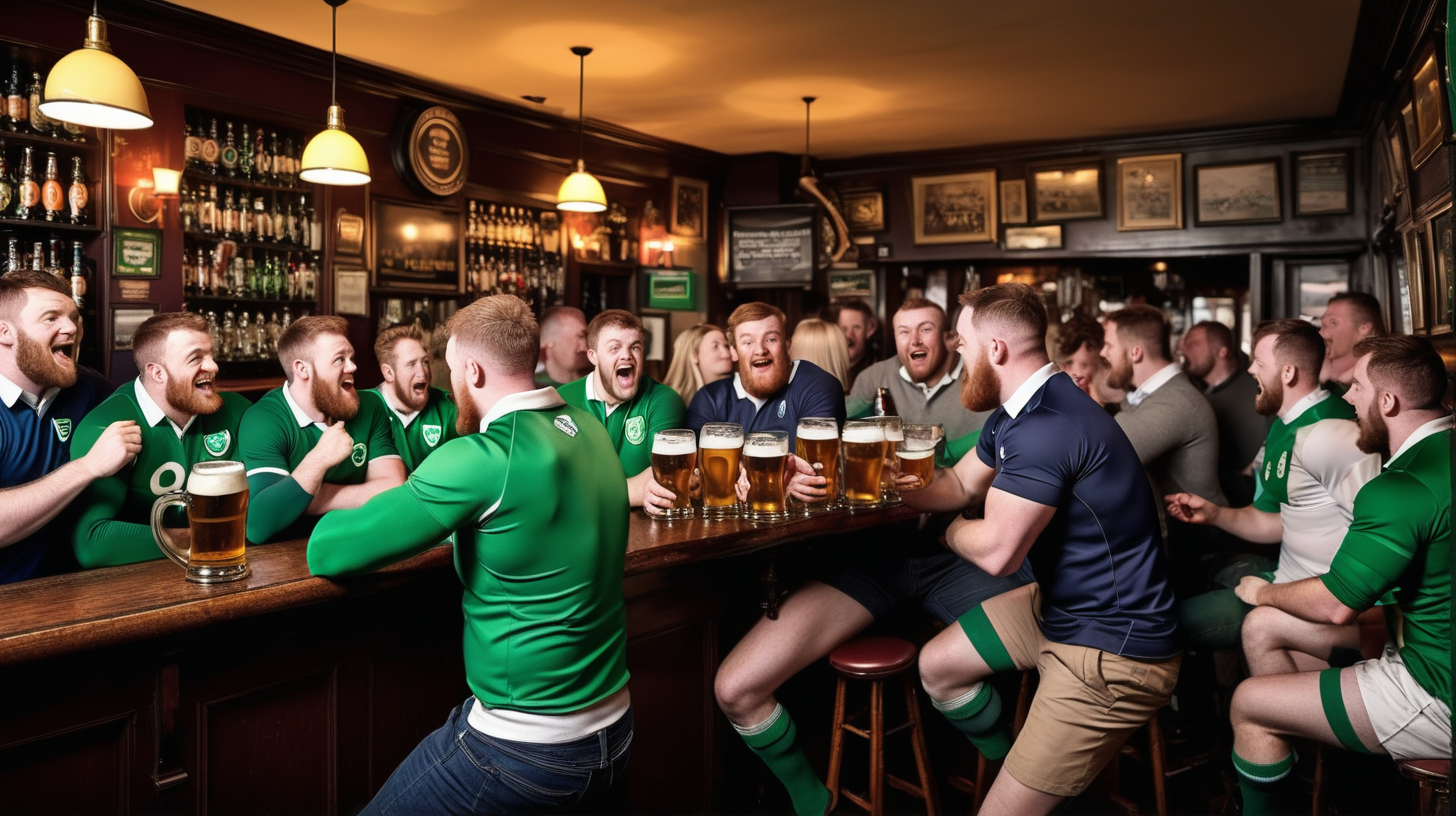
(167, 0, 1364, 159)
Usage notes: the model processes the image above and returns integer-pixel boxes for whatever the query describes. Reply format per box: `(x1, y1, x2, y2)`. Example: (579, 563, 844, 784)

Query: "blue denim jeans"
(362, 699, 633, 815)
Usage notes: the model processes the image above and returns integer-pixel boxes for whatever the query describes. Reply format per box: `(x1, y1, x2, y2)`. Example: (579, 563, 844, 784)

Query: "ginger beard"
(163, 364, 223, 416)
(1353, 391, 1390, 458)
(387, 369, 429, 413)
(1252, 367, 1283, 417)
(960, 347, 1001, 413)
(1104, 347, 1135, 392)
(14, 327, 78, 389)
(311, 367, 359, 422)
(454, 387, 481, 437)
(738, 348, 791, 400)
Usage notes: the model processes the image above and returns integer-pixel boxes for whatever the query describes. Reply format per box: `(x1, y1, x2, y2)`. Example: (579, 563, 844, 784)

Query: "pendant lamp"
(299, 0, 370, 186)
(556, 46, 607, 213)
(39, 1, 152, 130)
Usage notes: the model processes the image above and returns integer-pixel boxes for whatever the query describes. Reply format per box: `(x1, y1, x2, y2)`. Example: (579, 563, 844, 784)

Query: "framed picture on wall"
(111, 304, 158, 351)
(372, 198, 462, 293)
(1293, 152, 1352, 216)
(113, 227, 162, 279)
(1403, 226, 1427, 334)
(1003, 224, 1063, 251)
(1409, 43, 1445, 169)
(1387, 121, 1409, 197)
(1429, 209, 1453, 334)
(1031, 164, 1102, 221)
(1115, 154, 1182, 231)
(911, 170, 997, 244)
(999, 180, 1028, 224)
(840, 187, 886, 233)
(1193, 160, 1281, 226)
(670, 176, 709, 238)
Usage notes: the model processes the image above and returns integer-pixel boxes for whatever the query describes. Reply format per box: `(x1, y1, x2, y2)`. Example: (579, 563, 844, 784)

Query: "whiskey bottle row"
(465, 201, 565, 313)
(184, 245, 320, 302)
(186, 306, 308, 363)
(181, 178, 320, 250)
(0, 144, 90, 224)
(3, 235, 91, 309)
(5, 62, 89, 141)
(184, 114, 305, 188)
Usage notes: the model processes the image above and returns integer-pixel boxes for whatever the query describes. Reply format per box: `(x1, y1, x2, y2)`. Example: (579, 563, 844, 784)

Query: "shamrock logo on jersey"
(624, 416, 646, 446)
(1276, 451, 1288, 479)
(422, 424, 442, 447)
(52, 418, 72, 442)
(204, 430, 231, 457)
(351, 442, 367, 467)
(554, 415, 579, 437)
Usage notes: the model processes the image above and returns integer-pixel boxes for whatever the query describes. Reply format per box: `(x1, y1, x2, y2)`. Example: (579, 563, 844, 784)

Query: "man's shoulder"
(639, 376, 685, 409)
(82, 384, 142, 424)
(790, 360, 843, 397)
(218, 391, 253, 418)
(555, 375, 589, 405)
(854, 357, 901, 386)
(240, 388, 290, 426)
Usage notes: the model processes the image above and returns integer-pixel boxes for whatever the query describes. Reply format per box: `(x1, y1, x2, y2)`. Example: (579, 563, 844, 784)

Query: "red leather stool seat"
(829, 636, 917, 679)
(1399, 759, 1451, 779)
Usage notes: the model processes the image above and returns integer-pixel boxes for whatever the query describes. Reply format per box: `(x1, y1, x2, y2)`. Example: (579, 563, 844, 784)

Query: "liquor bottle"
(0, 146, 12, 217)
(67, 156, 88, 225)
(179, 179, 195, 232)
(6, 64, 26, 133)
(41, 152, 63, 222)
(222, 187, 237, 237)
(200, 183, 217, 234)
(243, 255, 258, 298)
(281, 136, 295, 186)
(266, 132, 280, 185)
(5, 237, 20, 273)
(872, 387, 897, 417)
(69, 241, 86, 309)
(238, 121, 254, 181)
(221, 121, 238, 178)
(184, 118, 201, 170)
(239, 188, 253, 240)
(30, 240, 43, 272)
(15, 146, 39, 220)
(270, 193, 285, 244)
(27, 70, 51, 137)
(255, 128, 271, 185)
(203, 118, 220, 175)
(253, 194, 269, 242)
(46, 238, 63, 279)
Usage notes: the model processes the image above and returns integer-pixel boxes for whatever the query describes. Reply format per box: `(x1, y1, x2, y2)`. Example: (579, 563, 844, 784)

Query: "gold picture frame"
(1115, 154, 1183, 231)
(911, 170, 997, 245)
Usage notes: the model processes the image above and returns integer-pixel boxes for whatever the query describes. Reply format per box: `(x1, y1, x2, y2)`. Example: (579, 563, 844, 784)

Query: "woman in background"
(663, 323, 734, 407)
(790, 318, 852, 394)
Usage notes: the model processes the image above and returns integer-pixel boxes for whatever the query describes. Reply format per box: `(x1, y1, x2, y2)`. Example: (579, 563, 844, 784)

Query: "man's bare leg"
(1242, 605, 1361, 676)
(978, 765, 1065, 816)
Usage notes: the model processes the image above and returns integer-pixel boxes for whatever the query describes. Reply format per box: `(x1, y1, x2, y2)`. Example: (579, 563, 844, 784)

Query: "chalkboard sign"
(728, 204, 816, 287)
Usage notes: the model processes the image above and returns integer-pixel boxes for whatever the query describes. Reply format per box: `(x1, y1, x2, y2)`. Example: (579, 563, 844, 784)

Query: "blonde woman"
(791, 318, 851, 393)
(663, 323, 734, 407)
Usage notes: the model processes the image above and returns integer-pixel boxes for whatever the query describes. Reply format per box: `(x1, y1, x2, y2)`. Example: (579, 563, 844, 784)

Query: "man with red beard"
(1228, 335, 1450, 815)
(903, 283, 1177, 816)
(0, 270, 139, 583)
(68, 312, 253, 567)
(239, 316, 404, 543)
(364, 324, 457, 473)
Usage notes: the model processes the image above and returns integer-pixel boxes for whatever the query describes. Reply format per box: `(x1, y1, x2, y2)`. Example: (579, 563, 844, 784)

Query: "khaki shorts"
(1355, 644, 1452, 761)
(978, 583, 1181, 796)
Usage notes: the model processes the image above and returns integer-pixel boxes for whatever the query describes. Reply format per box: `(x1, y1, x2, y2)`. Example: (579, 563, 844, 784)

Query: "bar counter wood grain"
(0, 504, 919, 667)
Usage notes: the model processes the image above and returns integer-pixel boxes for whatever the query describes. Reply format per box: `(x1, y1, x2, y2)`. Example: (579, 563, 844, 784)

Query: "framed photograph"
(1003, 224, 1063, 251)
(999, 180, 1028, 224)
(670, 176, 709, 238)
(1194, 160, 1281, 226)
(827, 269, 876, 303)
(336, 210, 365, 256)
(727, 204, 816, 286)
(1403, 226, 1427, 334)
(111, 304, 158, 351)
(1429, 209, 1453, 334)
(1031, 164, 1102, 221)
(1115, 154, 1183, 231)
(335, 267, 368, 316)
(1388, 121, 1409, 196)
(840, 187, 886, 233)
(372, 198, 462, 294)
(911, 170, 997, 244)
(113, 227, 162, 279)
(1401, 101, 1420, 165)
(640, 315, 667, 362)
(1293, 152, 1353, 216)
(1410, 44, 1445, 169)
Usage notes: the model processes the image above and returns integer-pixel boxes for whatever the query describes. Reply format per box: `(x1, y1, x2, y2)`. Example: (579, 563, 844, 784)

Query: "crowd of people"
(0, 264, 1447, 814)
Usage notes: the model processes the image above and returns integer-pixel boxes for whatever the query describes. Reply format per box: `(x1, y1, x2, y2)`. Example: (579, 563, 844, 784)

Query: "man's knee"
(918, 634, 985, 698)
(1241, 604, 1285, 652)
(1229, 678, 1272, 733)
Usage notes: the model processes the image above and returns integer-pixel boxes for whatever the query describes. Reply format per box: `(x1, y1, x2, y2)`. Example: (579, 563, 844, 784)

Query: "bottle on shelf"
(184, 117, 201, 171)
(15, 145, 38, 220)
(238, 121, 254, 181)
(47, 237, 64, 280)
(6, 64, 26, 133)
(201, 183, 218, 235)
(256, 128, 271, 186)
(266, 132, 280, 186)
(221, 121, 238, 178)
(29, 240, 43, 272)
(4, 236, 20, 273)
(26, 70, 51, 137)
(41, 152, 63, 222)
(67, 156, 88, 225)
(203, 118, 220, 176)
(69, 241, 86, 309)
(179, 179, 196, 232)
(281, 136, 296, 186)
(0, 145, 12, 218)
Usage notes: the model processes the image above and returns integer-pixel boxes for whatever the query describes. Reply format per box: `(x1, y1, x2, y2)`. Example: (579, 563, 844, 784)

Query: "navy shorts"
(820, 546, 1033, 625)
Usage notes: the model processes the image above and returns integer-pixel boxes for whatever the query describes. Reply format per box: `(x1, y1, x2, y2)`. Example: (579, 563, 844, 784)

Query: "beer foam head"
(653, 435, 697, 456)
(897, 447, 935, 460)
(187, 460, 248, 496)
(796, 423, 839, 441)
(744, 434, 789, 457)
(842, 425, 885, 444)
(700, 430, 744, 449)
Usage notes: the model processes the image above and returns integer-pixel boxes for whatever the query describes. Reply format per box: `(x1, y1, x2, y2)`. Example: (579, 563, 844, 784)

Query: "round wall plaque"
(394, 105, 469, 197)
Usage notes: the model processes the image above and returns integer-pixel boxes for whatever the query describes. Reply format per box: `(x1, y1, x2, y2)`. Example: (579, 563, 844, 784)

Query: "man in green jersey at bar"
(1229, 335, 1451, 814)
(239, 316, 404, 543)
(557, 309, 685, 508)
(309, 295, 633, 813)
(364, 323, 457, 473)
(69, 312, 251, 567)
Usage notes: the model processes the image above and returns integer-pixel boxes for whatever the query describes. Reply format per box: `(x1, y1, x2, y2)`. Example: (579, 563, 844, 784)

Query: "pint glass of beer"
(743, 431, 791, 522)
(875, 416, 904, 505)
(651, 429, 697, 520)
(699, 422, 744, 520)
(897, 424, 944, 490)
(795, 417, 840, 514)
(842, 420, 886, 508)
(151, 460, 251, 583)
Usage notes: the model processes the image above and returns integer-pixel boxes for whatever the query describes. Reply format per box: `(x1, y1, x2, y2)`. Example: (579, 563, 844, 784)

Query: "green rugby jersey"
(239, 385, 399, 543)
(309, 388, 630, 715)
(1322, 422, 1451, 707)
(363, 386, 458, 473)
(557, 373, 685, 477)
(1253, 391, 1357, 512)
(69, 380, 251, 568)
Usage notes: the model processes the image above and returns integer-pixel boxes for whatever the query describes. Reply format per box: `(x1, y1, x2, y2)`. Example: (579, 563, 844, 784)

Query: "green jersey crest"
(554, 415, 579, 437)
(624, 416, 646, 446)
(204, 430, 231, 457)
(423, 424, 442, 447)
(351, 442, 367, 466)
(52, 417, 71, 442)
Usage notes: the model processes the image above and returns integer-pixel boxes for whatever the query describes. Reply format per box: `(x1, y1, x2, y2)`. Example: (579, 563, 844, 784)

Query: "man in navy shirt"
(0, 270, 141, 583)
(903, 283, 1180, 815)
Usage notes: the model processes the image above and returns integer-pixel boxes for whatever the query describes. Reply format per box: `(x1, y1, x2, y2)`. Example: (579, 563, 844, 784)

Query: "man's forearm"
(1207, 505, 1282, 543)
(307, 478, 396, 515)
(945, 517, 1020, 577)
(900, 466, 978, 513)
(0, 459, 97, 547)
(1250, 576, 1360, 626)
(626, 468, 652, 507)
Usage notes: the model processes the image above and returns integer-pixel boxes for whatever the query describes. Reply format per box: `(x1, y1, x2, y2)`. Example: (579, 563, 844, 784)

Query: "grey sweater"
(848, 356, 990, 437)
(1116, 371, 1228, 506)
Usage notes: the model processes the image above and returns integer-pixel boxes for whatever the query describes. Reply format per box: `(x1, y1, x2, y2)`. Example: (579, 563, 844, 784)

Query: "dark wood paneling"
(0, 716, 132, 815)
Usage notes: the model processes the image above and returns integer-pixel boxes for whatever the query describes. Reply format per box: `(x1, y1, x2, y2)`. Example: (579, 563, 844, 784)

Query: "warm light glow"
(152, 167, 181, 197)
(723, 77, 889, 122)
(39, 14, 153, 130)
(1151, 261, 1168, 272)
(557, 160, 607, 213)
(661, 241, 674, 252)
(401, 223, 420, 241)
(300, 106, 371, 186)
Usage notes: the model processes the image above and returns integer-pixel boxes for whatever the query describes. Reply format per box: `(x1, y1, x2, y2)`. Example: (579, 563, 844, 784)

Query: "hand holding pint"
(896, 424, 943, 490)
(650, 430, 697, 520)
(794, 417, 840, 514)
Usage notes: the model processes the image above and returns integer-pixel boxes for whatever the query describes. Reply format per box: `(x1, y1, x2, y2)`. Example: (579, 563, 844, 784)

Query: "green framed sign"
(113, 227, 162, 279)
(645, 268, 696, 310)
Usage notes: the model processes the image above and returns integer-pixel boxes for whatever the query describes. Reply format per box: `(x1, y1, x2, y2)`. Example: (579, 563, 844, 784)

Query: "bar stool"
(824, 636, 941, 816)
(1397, 759, 1450, 816)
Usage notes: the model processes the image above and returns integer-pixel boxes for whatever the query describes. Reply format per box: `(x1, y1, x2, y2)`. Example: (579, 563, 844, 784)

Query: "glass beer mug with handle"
(897, 424, 944, 491)
(151, 460, 251, 583)
(873, 415, 904, 505)
(743, 430, 791, 522)
(650, 429, 697, 520)
(795, 417, 840, 515)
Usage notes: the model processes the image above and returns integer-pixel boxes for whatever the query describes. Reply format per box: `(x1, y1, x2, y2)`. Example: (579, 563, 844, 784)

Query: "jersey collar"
(1279, 388, 1331, 424)
(898, 356, 963, 401)
(1003, 362, 1059, 418)
(480, 387, 567, 431)
(1386, 414, 1453, 469)
(377, 385, 422, 427)
(584, 369, 624, 417)
(1126, 362, 1181, 407)
(0, 371, 60, 417)
(133, 377, 196, 438)
(282, 383, 329, 430)
(732, 359, 800, 411)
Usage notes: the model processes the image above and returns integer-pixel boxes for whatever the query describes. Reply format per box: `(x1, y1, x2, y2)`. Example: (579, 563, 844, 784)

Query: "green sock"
(735, 705, 829, 816)
(932, 682, 1012, 760)
(1232, 749, 1295, 816)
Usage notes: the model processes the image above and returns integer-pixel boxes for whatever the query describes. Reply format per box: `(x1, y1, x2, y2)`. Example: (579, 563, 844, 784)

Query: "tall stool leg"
(1147, 711, 1168, 816)
(902, 673, 943, 816)
(869, 678, 884, 815)
(827, 675, 848, 812)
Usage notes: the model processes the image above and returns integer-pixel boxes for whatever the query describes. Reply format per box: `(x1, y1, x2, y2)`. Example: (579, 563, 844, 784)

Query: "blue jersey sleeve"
(988, 413, 1069, 508)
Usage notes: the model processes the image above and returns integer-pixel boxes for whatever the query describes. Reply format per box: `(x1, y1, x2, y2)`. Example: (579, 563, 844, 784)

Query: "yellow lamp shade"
(300, 105, 371, 186)
(39, 16, 152, 130)
(557, 160, 607, 212)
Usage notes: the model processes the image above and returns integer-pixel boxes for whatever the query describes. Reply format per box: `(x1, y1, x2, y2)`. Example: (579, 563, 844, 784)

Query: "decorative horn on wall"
(797, 96, 850, 263)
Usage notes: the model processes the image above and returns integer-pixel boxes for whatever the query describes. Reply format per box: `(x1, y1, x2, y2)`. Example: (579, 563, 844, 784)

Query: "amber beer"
(897, 423, 943, 490)
(699, 423, 744, 519)
(743, 431, 790, 521)
(842, 421, 886, 508)
(795, 417, 840, 514)
(876, 416, 904, 505)
(151, 460, 251, 583)
(651, 429, 697, 520)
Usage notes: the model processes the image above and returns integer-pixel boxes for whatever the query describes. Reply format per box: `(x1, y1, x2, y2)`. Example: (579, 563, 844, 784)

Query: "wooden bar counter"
(0, 504, 918, 814)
